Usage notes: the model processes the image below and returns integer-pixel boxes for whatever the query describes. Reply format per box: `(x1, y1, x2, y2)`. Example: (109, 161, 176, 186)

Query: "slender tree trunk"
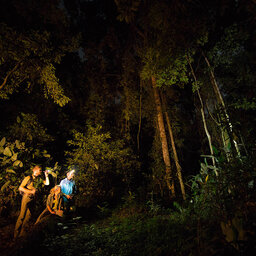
(163, 103, 186, 200)
(202, 52, 238, 158)
(187, 56, 216, 167)
(151, 76, 175, 197)
(200, 107, 216, 167)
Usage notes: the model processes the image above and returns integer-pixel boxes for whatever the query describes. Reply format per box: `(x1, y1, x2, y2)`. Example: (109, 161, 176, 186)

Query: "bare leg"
(35, 208, 49, 225)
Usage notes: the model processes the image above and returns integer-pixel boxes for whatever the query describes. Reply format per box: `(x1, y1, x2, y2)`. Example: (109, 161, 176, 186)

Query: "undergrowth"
(11, 202, 240, 256)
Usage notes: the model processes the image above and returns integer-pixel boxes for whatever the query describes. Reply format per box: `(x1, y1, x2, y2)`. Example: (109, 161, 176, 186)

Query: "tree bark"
(151, 76, 175, 197)
(164, 108, 186, 200)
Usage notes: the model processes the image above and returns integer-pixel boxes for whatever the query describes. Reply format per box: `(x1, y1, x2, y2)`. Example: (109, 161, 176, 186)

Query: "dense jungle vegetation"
(0, 0, 256, 255)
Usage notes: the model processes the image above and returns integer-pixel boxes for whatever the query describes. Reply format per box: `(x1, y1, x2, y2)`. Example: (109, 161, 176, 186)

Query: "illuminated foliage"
(0, 0, 80, 106)
(0, 23, 78, 105)
(8, 112, 54, 145)
(39, 64, 70, 106)
(65, 124, 139, 206)
(0, 136, 52, 216)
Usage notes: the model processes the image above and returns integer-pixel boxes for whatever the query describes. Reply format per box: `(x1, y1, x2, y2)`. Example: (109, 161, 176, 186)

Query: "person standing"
(14, 165, 49, 239)
(60, 169, 76, 214)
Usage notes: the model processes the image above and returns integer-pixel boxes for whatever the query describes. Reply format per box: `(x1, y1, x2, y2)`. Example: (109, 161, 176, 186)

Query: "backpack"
(19, 175, 33, 196)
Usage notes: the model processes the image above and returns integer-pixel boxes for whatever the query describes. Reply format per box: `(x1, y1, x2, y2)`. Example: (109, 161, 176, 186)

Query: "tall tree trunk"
(202, 52, 239, 158)
(187, 56, 216, 167)
(151, 76, 175, 197)
(162, 94, 186, 200)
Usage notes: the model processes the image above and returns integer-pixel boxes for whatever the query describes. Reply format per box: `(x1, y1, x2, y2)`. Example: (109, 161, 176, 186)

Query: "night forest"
(1, 0, 256, 255)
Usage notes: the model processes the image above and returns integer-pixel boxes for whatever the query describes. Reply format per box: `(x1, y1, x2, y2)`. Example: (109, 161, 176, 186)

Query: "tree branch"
(0, 62, 21, 90)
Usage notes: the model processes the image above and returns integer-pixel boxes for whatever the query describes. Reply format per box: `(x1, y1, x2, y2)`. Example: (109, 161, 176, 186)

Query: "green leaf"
(212, 145, 219, 155)
(6, 169, 16, 174)
(1, 180, 11, 192)
(2, 158, 11, 165)
(173, 201, 182, 213)
(15, 140, 21, 149)
(0, 147, 4, 154)
(248, 180, 254, 189)
(213, 169, 219, 176)
(13, 160, 22, 166)
(3, 147, 12, 157)
(11, 153, 18, 161)
(0, 137, 6, 147)
(48, 170, 57, 178)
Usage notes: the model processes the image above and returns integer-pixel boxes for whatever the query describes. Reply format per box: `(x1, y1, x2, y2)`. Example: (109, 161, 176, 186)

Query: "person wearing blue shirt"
(60, 170, 76, 214)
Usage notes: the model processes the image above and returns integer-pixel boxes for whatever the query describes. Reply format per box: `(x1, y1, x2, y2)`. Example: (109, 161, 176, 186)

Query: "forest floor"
(0, 213, 232, 256)
(0, 214, 85, 256)
(0, 219, 15, 255)
(1, 208, 256, 256)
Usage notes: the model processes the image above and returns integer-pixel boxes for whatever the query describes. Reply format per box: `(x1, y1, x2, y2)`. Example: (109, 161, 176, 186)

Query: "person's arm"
(19, 176, 35, 195)
(47, 204, 55, 214)
(64, 193, 72, 199)
(71, 182, 77, 198)
(43, 171, 50, 185)
(67, 181, 76, 199)
(46, 195, 55, 214)
(60, 179, 71, 199)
